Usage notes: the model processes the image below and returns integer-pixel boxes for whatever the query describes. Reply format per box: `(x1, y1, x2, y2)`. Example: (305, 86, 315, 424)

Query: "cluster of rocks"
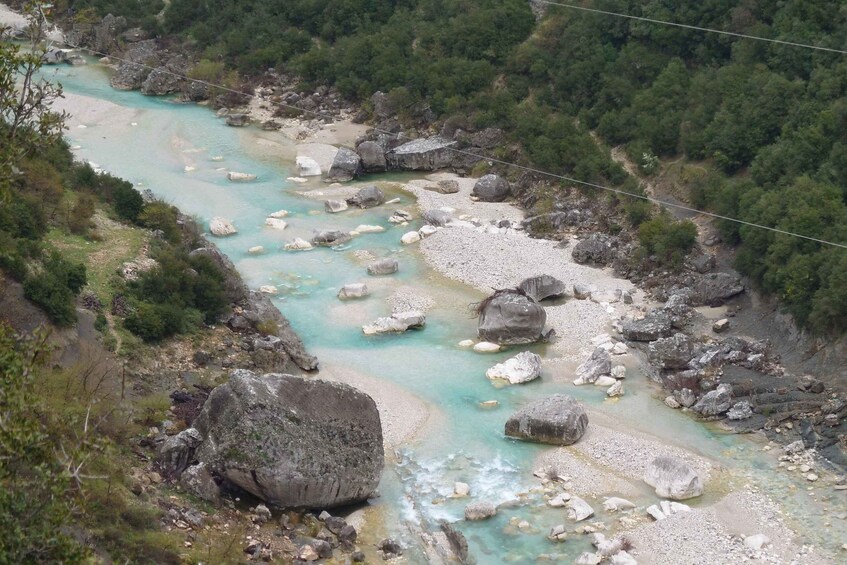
(362, 311, 425, 335)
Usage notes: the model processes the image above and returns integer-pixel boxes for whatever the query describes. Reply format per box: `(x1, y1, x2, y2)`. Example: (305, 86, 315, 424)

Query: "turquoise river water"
(41, 60, 844, 563)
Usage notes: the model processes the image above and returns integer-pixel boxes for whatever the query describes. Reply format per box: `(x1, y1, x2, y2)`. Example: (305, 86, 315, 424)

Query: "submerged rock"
(644, 456, 703, 500)
(505, 394, 588, 445)
(464, 501, 497, 521)
(367, 258, 399, 275)
(193, 370, 383, 508)
(338, 283, 369, 300)
(227, 171, 257, 182)
(477, 289, 547, 345)
(485, 351, 542, 384)
(518, 275, 566, 302)
(324, 199, 348, 213)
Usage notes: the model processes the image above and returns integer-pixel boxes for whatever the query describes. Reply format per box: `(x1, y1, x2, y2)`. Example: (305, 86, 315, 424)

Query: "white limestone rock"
(473, 342, 501, 353)
(354, 224, 385, 233)
(264, 218, 288, 230)
(566, 496, 595, 522)
(284, 237, 314, 251)
(485, 351, 542, 385)
(227, 171, 257, 182)
(296, 156, 322, 177)
(210, 217, 237, 236)
(400, 231, 422, 245)
(338, 283, 369, 300)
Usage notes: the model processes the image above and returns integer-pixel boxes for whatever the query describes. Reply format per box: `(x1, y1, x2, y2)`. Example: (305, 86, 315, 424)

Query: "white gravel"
(387, 285, 435, 314)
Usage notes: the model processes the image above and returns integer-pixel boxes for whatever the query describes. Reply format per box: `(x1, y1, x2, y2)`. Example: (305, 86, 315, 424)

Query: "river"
(41, 59, 843, 564)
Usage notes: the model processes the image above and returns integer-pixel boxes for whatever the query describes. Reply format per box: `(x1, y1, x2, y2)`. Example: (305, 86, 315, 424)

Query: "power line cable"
(55, 40, 847, 250)
(535, 0, 847, 55)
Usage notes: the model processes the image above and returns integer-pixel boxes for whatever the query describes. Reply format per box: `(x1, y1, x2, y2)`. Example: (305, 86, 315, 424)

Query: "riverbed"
(40, 58, 843, 564)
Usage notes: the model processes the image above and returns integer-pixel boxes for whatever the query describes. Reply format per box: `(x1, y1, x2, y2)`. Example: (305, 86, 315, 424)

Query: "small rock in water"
(324, 199, 348, 213)
(284, 238, 313, 251)
(362, 311, 425, 335)
(611, 365, 627, 379)
(248, 246, 265, 255)
(268, 209, 289, 218)
(548, 524, 568, 542)
(419, 224, 438, 237)
(453, 482, 470, 497)
(574, 551, 602, 565)
(473, 342, 501, 353)
(479, 400, 499, 408)
(644, 456, 704, 500)
(400, 231, 422, 245)
(603, 497, 635, 512)
(593, 376, 617, 387)
(464, 501, 496, 521)
(338, 283, 369, 300)
(226, 171, 257, 182)
(646, 504, 666, 521)
(485, 351, 542, 385)
(547, 493, 571, 507)
(367, 258, 399, 276)
(606, 381, 624, 397)
(209, 217, 237, 236)
(258, 285, 278, 294)
(458, 339, 475, 348)
(567, 496, 595, 521)
(505, 395, 588, 446)
(664, 396, 681, 409)
(354, 224, 385, 233)
(264, 218, 288, 230)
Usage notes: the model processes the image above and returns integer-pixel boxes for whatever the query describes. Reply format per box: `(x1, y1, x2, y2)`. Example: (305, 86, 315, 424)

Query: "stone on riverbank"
(574, 347, 612, 385)
(505, 394, 588, 445)
(621, 310, 673, 341)
(644, 456, 703, 500)
(518, 275, 566, 302)
(692, 383, 733, 416)
(400, 231, 421, 245)
(192, 370, 383, 508)
(356, 140, 387, 172)
(296, 156, 322, 176)
(648, 333, 692, 369)
(327, 147, 363, 181)
(422, 209, 453, 227)
(485, 351, 542, 384)
(567, 496, 595, 521)
(477, 289, 547, 345)
(367, 258, 399, 275)
(386, 137, 457, 171)
(472, 174, 510, 202)
(473, 342, 501, 353)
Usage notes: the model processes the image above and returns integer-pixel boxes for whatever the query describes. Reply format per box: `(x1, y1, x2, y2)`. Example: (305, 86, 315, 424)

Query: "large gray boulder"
(518, 275, 566, 302)
(327, 147, 363, 181)
(110, 40, 159, 90)
(346, 185, 385, 209)
(472, 174, 510, 202)
(386, 137, 457, 171)
(644, 456, 703, 500)
(621, 310, 673, 342)
(505, 394, 588, 445)
(193, 370, 383, 508)
(692, 383, 733, 416)
(356, 141, 387, 172)
(477, 289, 546, 345)
(690, 273, 744, 306)
(572, 234, 619, 266)
(648, 333, 692, 370)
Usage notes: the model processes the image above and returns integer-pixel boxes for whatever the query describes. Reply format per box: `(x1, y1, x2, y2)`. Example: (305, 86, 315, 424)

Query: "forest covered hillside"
(62, 0, 847, 333)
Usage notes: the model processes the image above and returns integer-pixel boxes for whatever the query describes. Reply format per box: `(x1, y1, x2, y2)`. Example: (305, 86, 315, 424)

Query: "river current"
(43, 60, 844, 563)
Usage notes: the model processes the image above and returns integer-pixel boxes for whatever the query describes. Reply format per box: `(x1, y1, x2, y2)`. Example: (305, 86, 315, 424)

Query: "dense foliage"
(70, 0, 847, 333)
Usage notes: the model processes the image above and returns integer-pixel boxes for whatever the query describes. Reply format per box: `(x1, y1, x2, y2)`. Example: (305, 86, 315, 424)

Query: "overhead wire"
(50, 33, 847, 250)
(535, 0, 847, 55)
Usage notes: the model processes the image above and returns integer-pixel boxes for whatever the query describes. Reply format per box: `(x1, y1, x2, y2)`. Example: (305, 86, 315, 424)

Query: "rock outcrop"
(209, 217, 237, 236)
(648, 333, 692, 370)
(505, 395, 588, 445)
(191, 370, 383, 508)
(692, 383, 733, 416)
(477, 289, 547, 345)
(356, 141, 387, 172)
(572, 234, 619, 266)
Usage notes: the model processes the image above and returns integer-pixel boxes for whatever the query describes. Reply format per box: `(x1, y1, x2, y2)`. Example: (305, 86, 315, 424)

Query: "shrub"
(68, 193, 96, 235)
(113, 181, 144, 223)
(638, 214, 698, 268)
(23, 253, 87, 326)
(138, 201, 180, 243)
